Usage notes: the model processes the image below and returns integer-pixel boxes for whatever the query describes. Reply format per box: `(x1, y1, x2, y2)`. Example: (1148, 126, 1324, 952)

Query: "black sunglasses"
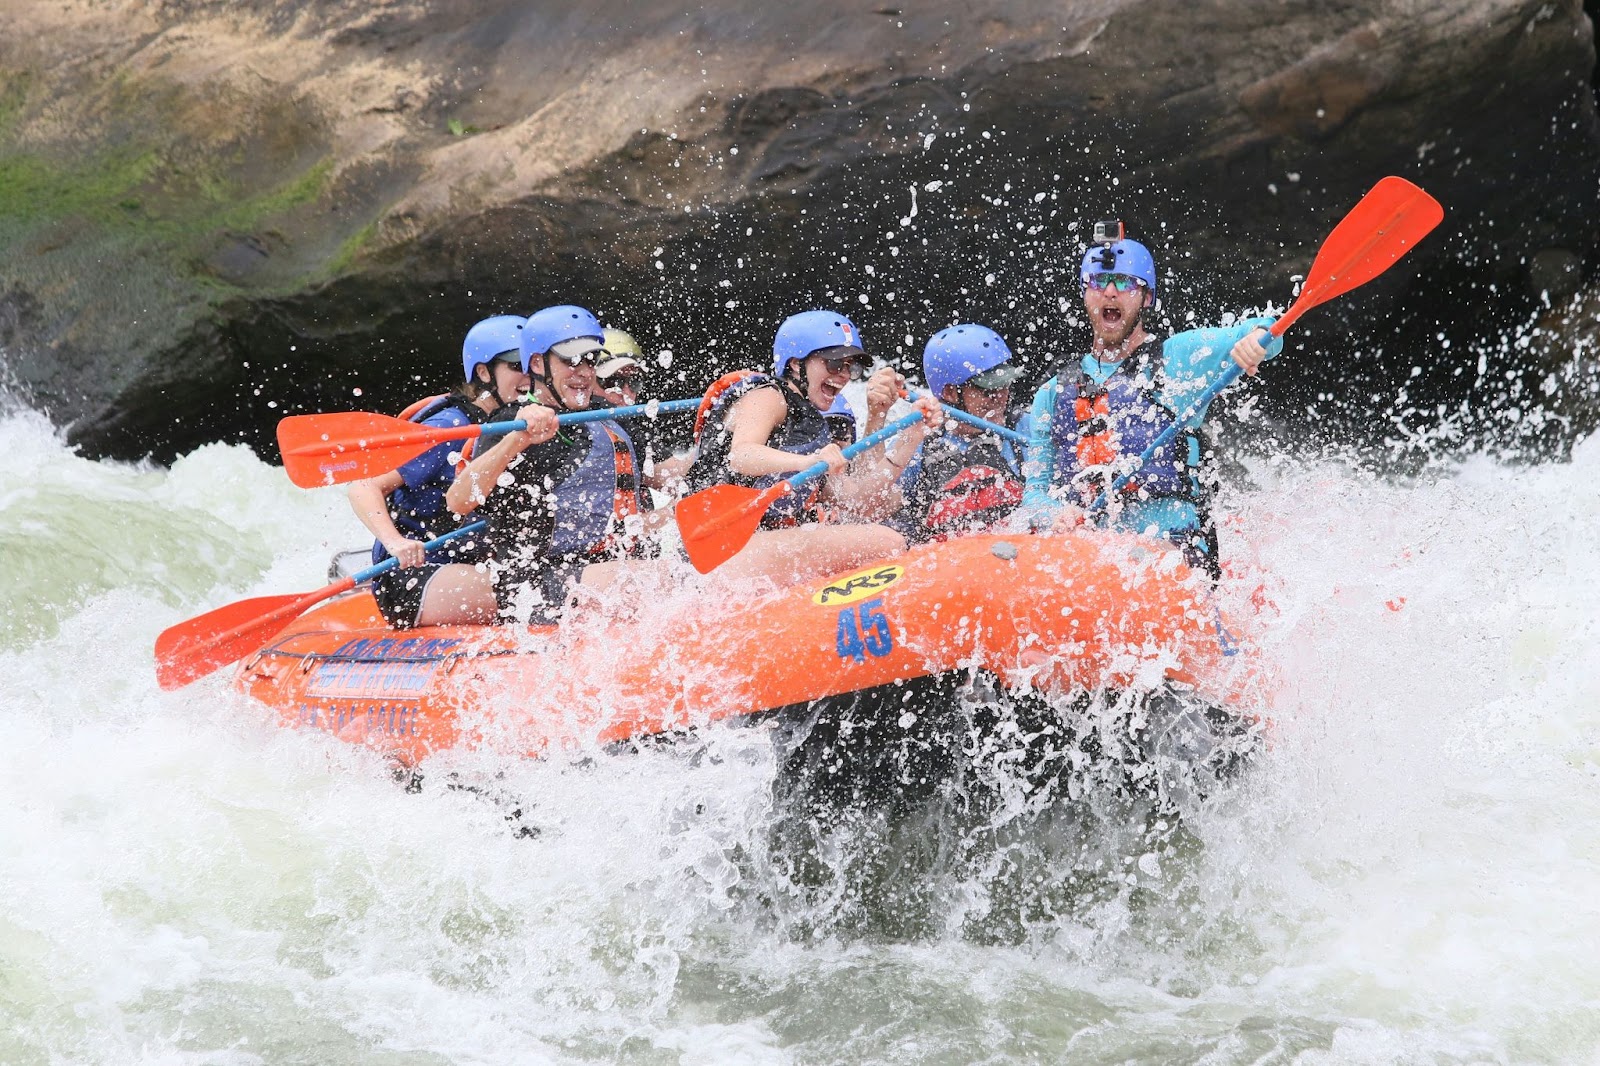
(550, 348, 606, 368)
(818, 354, 872, 380)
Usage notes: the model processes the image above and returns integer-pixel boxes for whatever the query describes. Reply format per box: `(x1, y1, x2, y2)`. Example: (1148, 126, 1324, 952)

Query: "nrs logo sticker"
(812, 564, 904, 606)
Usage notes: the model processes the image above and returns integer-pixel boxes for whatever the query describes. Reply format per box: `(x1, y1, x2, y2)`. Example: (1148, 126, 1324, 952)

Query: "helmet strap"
(493, 373, 519, 409)
(534, 355, 573, 414)
(1124, 304, 1148, 353)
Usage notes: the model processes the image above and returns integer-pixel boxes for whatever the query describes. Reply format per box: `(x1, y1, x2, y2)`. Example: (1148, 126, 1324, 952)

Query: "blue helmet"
(923, 324, 1020, 396)
(520, 304, 604, 368)
(1080, 238, 1158, 301)
(461, 315, 527, 380)
(823, 391, 858, 444)
(773, 310, 865, 378)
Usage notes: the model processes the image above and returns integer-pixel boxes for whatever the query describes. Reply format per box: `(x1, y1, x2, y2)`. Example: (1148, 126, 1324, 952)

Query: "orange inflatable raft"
(235, 531, 1259, 788)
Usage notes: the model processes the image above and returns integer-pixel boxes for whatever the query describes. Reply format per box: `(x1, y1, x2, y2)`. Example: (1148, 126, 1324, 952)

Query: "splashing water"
(3, 402, 1598, 1064)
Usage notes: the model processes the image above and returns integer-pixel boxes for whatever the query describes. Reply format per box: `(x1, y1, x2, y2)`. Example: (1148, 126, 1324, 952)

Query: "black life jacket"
(688, 372, 834, 527)
(910, 434, 1023, 542)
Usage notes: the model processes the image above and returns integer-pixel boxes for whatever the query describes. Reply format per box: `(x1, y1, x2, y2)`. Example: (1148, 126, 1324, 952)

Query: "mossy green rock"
(0, 0, 1596, 461)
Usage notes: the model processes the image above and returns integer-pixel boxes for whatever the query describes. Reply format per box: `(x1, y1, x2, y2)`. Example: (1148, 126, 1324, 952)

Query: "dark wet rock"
(1527, 279, 1600, 446)
(1529, 248, 1586, 301)
(0, 0, 1596, 462)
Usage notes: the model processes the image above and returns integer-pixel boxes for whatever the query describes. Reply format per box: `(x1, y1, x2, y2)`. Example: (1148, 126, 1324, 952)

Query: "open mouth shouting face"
(1084, 272, 1151, 349)
(802, 349, 870, 411)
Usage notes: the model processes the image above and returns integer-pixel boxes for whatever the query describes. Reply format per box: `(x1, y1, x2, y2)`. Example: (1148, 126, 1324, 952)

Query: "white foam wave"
(3, 405, 1598, 1062)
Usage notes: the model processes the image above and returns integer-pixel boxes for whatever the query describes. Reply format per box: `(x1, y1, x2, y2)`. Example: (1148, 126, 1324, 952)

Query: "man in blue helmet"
(1021, 227, 1280, 579)
(896, 323, 1026, 542)
(446, 304, 648, 623)
(348, 314, 528, 629)
(687, 309, 940, 584)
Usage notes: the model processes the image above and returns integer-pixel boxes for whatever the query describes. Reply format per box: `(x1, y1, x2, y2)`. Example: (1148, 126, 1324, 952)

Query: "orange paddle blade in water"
(676, 482, 791, 574)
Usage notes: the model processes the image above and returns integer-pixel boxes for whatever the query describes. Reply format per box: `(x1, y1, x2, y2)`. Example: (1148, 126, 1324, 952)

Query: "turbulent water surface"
(3, 395, 1598, 1066)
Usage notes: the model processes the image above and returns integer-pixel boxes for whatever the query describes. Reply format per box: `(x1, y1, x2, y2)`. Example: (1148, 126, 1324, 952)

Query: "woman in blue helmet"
(447, 304, 648, 624)
(1021, 230, 1280, 579)
(897, 323, 1026, 542)
(687, 309, 941, 583)
(348, 314, 529, 629)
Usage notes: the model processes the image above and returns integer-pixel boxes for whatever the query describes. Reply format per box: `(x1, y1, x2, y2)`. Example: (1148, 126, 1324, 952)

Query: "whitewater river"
(3, 396, 1598, 1065)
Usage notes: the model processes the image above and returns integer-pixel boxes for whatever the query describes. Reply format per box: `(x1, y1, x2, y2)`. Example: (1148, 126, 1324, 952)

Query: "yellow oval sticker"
(811, 564, 905, 607)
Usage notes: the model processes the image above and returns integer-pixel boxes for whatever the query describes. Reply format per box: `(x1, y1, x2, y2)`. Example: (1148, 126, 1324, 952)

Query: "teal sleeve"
(1161, 316, 1283, 426)
(1020, 378, 1061, 518)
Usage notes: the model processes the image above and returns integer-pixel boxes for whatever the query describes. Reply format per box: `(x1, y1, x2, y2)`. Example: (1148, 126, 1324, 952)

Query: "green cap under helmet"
(602, 327, 642, 358)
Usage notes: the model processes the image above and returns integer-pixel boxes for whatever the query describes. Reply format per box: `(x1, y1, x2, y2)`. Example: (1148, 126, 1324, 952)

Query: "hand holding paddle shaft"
(278, 398, 701, 489)
(904, 387, 1028, 446)
(677, 408, 934, 574)
(1085, 175, 1444, 516)
(154, 521, 488, 690)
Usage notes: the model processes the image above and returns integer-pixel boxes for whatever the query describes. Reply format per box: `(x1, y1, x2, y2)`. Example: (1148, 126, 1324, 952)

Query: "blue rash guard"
(371, 398, 484, 566)
(1021, 318, 1281, 549)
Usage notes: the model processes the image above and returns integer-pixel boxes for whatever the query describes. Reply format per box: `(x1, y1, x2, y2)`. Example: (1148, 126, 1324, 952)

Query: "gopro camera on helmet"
(1092, 219, 1125, 245)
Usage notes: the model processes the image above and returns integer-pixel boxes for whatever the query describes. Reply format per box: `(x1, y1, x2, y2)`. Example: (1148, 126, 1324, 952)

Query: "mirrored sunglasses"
(1086, 272, 1147, 293)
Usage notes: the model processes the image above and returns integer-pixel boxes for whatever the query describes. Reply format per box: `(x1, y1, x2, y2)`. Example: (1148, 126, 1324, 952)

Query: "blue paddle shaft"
(1086, 364, 1244, 516)
(784, 410, 930, 491)
(905, 388, 1028, 445)
(940, 404, 1028, 446)
(353, 521, 488, 584)
(478, 396, 700, 437)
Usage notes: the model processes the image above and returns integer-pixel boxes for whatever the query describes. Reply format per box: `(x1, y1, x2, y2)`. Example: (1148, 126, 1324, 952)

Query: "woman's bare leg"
(414, 563, 499, 626)
(576, 557, 671, 591)
(711, 523, 906, 586)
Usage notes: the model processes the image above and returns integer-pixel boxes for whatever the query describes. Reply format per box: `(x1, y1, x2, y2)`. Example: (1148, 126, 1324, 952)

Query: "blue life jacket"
(690, 373, 837, 526)
(1045, 339, 1205, 508)
(372, 393, 488, 566)
(548, 419, 639, 559)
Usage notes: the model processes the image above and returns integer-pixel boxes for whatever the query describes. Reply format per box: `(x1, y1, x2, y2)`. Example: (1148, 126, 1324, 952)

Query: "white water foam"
(3, 408, 1598, 1063)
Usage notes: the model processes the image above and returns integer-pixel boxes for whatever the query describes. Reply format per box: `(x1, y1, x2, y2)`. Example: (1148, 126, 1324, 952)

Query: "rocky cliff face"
(0, 0, 1595, 460)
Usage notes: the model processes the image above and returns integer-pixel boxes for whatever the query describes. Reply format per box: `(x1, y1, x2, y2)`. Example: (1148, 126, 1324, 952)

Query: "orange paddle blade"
(277, 411, 478, 488)
(1274, 176, 1444, 335)
(154, 580, 354, 690)
(676, 482, 790, 574)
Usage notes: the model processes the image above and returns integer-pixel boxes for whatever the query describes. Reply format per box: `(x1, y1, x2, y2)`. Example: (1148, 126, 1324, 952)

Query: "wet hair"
(462, 366, 499, 402)
(780, 358, 809, 393)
